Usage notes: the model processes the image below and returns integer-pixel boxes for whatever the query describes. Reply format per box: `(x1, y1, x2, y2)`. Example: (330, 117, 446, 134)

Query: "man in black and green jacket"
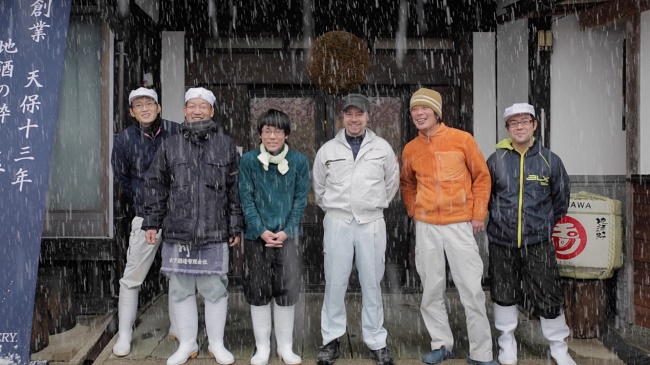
(486, 102, 575, 365)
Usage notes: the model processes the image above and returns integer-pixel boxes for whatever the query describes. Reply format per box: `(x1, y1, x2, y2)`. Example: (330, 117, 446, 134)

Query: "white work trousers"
(119, 216, 162, 289)
(415, 221, 493, 362)
(321, 213, 388, 351)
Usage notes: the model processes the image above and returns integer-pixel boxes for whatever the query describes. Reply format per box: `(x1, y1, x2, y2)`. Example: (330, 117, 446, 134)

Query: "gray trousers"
(320, 213, 388, 351)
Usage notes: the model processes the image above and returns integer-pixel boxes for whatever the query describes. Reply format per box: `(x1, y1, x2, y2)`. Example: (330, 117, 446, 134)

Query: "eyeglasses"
(261, 129, 285, 137)
(506, 119, 533, 129)
(131, 101, 157, 110)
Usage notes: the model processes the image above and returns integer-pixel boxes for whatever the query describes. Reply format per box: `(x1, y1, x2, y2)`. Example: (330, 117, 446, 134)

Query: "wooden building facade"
(35, 0, 650, 357)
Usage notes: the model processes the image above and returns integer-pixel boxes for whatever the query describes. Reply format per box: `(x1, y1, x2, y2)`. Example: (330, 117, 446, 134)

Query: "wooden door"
(247, 90, 327, 290)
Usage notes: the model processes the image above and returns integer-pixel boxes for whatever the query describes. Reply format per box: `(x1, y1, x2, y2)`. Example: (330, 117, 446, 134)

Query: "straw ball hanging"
(307, 31, 370, 95)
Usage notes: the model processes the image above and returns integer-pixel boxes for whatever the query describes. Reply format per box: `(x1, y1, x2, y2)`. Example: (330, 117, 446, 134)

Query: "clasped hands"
(260, 230, 288, 248)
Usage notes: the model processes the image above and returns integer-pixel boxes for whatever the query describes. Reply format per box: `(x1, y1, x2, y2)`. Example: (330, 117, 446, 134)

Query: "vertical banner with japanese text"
(0, 0, 72, 363)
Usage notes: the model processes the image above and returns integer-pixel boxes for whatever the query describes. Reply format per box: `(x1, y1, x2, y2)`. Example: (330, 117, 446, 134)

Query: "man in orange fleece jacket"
(400, 88, 496, 365)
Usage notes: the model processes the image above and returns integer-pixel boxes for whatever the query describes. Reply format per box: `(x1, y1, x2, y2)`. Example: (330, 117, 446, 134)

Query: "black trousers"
(243, 236, 302, 306)
(489, 242, 564, 319)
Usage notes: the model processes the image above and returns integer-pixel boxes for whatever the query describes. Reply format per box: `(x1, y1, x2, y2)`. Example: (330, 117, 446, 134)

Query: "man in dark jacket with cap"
(111, 87, 179, 357)
(487, 102, 575, 365)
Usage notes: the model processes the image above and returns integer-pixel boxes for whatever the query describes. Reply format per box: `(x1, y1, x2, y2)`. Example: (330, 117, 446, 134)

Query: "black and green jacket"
(486, 138, 570, 248)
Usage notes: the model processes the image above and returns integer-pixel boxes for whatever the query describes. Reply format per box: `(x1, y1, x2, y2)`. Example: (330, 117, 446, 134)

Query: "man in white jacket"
(312, 94, 399, 365)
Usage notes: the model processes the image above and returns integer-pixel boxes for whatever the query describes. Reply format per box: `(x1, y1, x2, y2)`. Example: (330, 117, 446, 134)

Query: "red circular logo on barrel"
(552, 216, 587, 260)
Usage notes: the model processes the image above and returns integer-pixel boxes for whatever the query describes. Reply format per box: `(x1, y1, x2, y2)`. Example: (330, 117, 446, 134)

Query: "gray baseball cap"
(342, 94, 370, 112)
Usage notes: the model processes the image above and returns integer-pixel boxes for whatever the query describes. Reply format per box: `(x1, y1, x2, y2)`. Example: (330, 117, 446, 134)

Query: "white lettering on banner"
(11, 168, 32, 191)
(31, 0, 53, 18)
(0, 104, 8, 124)
(18, 118, 39, 139)
(0, 60, 13, 78)
(0, 333, 18, 342)
(25, 70, 43, 88)
(19, 94, 41, 113)
(168, 258, 209, 265)
(0, 38, 18, 54)
(14, 146, 34, 162)
(29, 20, 50, 42)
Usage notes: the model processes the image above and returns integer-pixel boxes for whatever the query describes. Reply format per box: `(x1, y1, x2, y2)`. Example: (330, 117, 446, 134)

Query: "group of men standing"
(111, 85, 575, 365)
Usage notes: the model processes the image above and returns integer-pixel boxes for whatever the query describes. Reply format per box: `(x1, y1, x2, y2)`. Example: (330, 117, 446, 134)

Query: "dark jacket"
(486, 138, 570, 248)
(111, 119, 180, 216)
(142, 122, 244, 245)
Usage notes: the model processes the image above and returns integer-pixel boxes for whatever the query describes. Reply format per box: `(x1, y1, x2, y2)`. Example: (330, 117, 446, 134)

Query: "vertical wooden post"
(528, 17, 552, 148)
(625, 14, 640, 325)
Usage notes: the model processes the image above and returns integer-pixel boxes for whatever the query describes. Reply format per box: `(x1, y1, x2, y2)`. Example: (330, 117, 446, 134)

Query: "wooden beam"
(457, 32, 474, 134)
(528, 17, 553, 148)
(579, 0, 650, 28)
(557, 0, 610, 4)
(625, 14, 640, 325)
(497, 0, 559, 24)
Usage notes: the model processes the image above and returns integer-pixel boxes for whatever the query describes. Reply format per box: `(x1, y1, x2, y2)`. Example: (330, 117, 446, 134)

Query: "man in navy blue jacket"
(486, 103, 575, 365)
(110, 87, 179, 357)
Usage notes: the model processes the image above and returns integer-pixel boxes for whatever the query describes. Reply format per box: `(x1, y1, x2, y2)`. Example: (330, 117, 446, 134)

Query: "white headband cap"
(128, 87, 158, 104)
(184, 87, 216, 106)
(503, 103, 535, 122)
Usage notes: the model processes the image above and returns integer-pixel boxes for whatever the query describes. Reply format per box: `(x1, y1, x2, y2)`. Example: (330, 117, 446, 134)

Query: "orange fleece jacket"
(400, 123, 491, 225)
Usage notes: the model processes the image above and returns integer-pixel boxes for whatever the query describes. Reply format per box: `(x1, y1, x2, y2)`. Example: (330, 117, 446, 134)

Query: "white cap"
(128, 87, 158, 104)
(184, 87, 216, 106)
(503, 103, 535, 122)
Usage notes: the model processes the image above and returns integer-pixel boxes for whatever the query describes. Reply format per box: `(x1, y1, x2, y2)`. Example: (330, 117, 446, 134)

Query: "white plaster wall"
(550, 16, 625, 175)
(496, 19, 529, 142)
(161, 31, 185, 123)
(640, 11, 650, 174)
(473, 32, 497, 159)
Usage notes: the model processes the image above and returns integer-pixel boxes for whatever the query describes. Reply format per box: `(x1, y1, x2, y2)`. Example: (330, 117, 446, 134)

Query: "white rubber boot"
(274, 303, 301, 365)
(167, 295, 199, 365)
(168, 295, 178, 341)
(250, 304, 272, 365)
(493, 304, 518, 365)
(540, 314, 577, 365)
(112, 284, 139, 357)
(205, 296, 234, 365)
